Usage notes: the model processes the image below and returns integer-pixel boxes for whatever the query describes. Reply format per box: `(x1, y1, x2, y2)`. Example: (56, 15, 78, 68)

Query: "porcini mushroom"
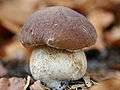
(19, 6, 97, 90)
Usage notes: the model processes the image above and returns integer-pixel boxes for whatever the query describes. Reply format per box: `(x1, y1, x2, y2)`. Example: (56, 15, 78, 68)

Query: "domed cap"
(20, 6, 97, 50)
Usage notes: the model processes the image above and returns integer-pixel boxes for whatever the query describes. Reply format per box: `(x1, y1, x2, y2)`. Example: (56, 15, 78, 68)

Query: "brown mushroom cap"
(20, 6, 97, 50)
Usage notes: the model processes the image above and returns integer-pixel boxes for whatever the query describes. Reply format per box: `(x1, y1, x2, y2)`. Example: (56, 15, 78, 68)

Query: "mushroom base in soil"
(30, 46, 87, 89)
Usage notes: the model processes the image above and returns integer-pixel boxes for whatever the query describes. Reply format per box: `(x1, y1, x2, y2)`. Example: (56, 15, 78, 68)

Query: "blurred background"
(0, 0, 120, 89)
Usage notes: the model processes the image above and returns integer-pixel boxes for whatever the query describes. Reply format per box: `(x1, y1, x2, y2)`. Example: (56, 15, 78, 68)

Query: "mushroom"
(19, 6, 97, 90)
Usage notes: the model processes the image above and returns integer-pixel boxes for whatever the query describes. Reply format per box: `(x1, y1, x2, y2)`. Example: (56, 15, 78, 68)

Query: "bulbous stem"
(30, 46, 87, 89)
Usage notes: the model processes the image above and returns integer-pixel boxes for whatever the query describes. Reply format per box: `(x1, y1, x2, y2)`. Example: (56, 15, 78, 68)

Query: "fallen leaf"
(9, 77, 26, 90)
(89, 77, 120, 90)
(0, 77, 26, 90)
(30, 80, 49, 90)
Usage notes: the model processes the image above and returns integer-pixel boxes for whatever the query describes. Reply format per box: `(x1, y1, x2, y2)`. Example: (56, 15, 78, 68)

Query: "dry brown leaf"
(0, 0, 40, 33)
(30, 80, 48, 90)
(0, 78, 9, 90)
(2, 37, 30, 61)
(89, 77, 120, 90)
(0, 19, 20, 34)
(104, 26, 120, 46)
(0, 77, 26, 90)
(9, 77, 26, 90)
(87, 9, 114, 51)
(0, 0, 39, 24)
